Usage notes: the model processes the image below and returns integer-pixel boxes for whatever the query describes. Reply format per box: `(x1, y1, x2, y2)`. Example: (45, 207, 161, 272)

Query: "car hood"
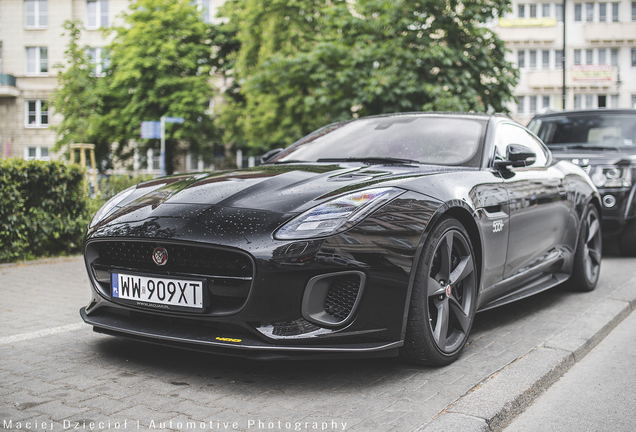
(115, 163, 455, 214)
(549, 148, 636, 167)
(88, 163, 454, 244)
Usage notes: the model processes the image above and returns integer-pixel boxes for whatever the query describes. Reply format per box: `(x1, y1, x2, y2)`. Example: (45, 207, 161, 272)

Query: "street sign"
(141, 121, 161, 139)
(164, 117, 185, 124)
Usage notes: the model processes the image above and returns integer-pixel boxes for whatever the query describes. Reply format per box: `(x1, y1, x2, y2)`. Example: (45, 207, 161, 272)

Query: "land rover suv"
(528, 109, 636, 255)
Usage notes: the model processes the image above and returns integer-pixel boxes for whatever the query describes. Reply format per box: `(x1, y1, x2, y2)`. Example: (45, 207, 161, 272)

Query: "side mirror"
(495, 144, 536, 168)
(261, 148, 283, 164)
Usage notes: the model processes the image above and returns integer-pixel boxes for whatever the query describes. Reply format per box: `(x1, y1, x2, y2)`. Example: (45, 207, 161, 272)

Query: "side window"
(494, 123, 548, 167)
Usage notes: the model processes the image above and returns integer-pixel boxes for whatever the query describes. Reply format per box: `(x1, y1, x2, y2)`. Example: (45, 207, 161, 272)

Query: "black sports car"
(528, 109, 636, 256)
(81, 112, 602, 366)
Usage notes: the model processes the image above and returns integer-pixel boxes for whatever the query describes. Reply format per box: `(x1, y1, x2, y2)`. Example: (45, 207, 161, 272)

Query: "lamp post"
(562, 0, 566, 110)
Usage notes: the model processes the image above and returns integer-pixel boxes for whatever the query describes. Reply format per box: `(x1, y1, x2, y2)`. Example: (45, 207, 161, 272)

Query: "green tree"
(51, 20, 107, 165)
(219, 0, 518, 153)
(216, 0, 332, 152)
(102, 0, 216, 174)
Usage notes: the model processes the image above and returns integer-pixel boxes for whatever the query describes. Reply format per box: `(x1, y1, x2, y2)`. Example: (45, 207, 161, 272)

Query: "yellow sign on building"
(499, 18, 558, 27)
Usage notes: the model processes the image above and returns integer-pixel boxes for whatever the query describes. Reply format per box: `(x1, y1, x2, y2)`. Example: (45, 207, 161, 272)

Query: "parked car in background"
(528, 109, 636, 256)
(81, 112, 602, 366)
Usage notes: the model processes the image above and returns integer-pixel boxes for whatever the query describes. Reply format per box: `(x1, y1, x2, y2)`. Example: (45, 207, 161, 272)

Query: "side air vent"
(301, 271, 365, 327)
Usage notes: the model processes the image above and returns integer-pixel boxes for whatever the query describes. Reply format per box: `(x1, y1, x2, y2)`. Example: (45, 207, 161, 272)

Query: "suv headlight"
(590, 166, 632, 188)
(275, 187, 404, 240)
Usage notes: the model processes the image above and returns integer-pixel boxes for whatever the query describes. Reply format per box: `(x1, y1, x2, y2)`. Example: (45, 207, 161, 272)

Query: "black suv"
(528, 109, 636, 256)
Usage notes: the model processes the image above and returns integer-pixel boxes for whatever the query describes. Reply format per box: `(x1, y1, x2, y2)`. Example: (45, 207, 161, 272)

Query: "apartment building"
(495, 0, 636, 124)
(0, 0, 222, 171)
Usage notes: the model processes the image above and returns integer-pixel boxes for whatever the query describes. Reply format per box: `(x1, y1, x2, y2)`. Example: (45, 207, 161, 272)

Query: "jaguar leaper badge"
(152, 247, 168, 266)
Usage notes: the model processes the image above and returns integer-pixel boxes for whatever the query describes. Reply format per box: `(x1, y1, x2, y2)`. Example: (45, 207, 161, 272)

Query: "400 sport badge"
(80, 113, 603, 366)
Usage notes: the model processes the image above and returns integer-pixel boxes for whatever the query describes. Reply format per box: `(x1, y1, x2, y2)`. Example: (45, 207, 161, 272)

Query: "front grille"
(98, 241, 252, 278)
(86, 240, 254, 315)
(324, 274, 362, 321)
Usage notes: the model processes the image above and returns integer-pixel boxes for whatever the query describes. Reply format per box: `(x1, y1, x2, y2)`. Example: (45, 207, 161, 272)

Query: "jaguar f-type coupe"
(81, 112, 602, 366)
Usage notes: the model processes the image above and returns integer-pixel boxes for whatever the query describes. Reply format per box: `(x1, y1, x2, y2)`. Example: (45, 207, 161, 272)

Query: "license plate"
(111, 272, 204, 312)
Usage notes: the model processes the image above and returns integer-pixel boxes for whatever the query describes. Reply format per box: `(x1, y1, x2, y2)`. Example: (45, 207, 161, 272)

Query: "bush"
(0, 159, 90, 262)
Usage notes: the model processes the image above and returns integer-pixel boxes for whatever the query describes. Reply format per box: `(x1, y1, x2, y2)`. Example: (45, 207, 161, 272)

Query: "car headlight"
(89, 186, 137, 228)
(590, 166, 632, 188)
(275, 187, 404, 240)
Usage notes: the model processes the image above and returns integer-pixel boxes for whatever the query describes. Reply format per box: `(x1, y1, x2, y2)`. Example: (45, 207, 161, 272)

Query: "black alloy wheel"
(568, 204, 602, 292)
(401, 218, 477, 366)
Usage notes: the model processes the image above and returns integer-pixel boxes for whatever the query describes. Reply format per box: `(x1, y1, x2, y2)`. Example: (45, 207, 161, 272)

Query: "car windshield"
(274, 116, 487, 167)
(528, 113, 636, 151)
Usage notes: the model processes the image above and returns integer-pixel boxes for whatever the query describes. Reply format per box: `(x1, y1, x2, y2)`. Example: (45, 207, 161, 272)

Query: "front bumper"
(597, 186, 636, 235)
(80, 306, 401, 360)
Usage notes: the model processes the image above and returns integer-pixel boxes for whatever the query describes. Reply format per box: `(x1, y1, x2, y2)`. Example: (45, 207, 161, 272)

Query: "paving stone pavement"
(1, 252, 635, 432)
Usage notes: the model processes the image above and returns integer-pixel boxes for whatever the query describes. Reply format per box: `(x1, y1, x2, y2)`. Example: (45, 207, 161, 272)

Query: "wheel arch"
(399, 202, 484, 340)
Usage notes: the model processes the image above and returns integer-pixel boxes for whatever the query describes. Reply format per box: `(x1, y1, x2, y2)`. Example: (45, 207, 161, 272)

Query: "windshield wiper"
(316, 157, 422, 165)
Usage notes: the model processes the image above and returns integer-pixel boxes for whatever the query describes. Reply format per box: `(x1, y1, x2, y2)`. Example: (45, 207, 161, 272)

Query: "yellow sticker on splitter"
(215, 337, 242, 343)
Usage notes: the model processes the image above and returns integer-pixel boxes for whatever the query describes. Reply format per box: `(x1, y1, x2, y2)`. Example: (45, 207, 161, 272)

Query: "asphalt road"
(503, 306, 636, 432)
(1, 249, 635, 432)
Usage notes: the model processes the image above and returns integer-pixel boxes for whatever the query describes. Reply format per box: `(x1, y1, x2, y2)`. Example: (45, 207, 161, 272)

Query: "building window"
(598, 49, 606, 64)
(633, 2, 636, 20)
(530, 96, 537, 114)
(542, 3, 550, 17)
(542, 96, 550, 110)
(25, 100, 49, 127)
(542, 50, 550, 69)
(574, 95, 582, 109)
(24, 147, 50, 161)
(193, 0, 211, 23)
(586, 94, 594, 108)
(25, 0, 47, 29)
(556, 4, 564, 22)
(87, 47, 110, 75)
(530, 4, 537, 17)
(574, 49, 582, 65)
(518, 4, 526, 18)
(632, 95, 636, 108)
(518, 96, 525, 114)
(586, 49, 594, 65)
(529, 50, 537, 69)
(599, 3, 607, 21)
(598, 95, 607, 108)
(574, 3, 582, 21)
(555, 50, 563, 69)
(87, 0, 108, 29)
(585, 3, 594, 21)
(518, 50, 526, 68)
(612, 2, 619, 21)
(610, 95, 619, 108)
(25, 47, 47, 75)
(611, 48, 619, 66)
(632, 48, 636, 67)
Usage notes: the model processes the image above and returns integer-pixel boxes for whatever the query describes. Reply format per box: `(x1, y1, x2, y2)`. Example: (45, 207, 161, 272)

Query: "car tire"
(400, 217, 477, 366)
(618, 220, 636, 257)
(567, 204, 602, 292)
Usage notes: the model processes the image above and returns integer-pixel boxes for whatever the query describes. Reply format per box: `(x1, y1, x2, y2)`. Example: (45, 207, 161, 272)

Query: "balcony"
(0, 74, 19, 98)
(584, 22, 636, 43)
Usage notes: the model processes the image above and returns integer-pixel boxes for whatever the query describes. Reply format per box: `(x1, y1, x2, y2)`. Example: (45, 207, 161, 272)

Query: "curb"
(417, 280, 636, 432)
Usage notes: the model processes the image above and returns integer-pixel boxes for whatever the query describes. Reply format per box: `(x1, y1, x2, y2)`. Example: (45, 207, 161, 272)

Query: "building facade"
(496, 0, 636, 124)
(0, 0, 223, 171)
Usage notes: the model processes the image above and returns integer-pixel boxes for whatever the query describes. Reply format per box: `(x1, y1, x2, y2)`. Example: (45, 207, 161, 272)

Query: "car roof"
(532, 109, 636, 119)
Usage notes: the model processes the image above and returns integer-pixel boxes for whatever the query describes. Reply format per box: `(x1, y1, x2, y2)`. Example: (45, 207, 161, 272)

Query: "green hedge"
(0, 159, 90, 262)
